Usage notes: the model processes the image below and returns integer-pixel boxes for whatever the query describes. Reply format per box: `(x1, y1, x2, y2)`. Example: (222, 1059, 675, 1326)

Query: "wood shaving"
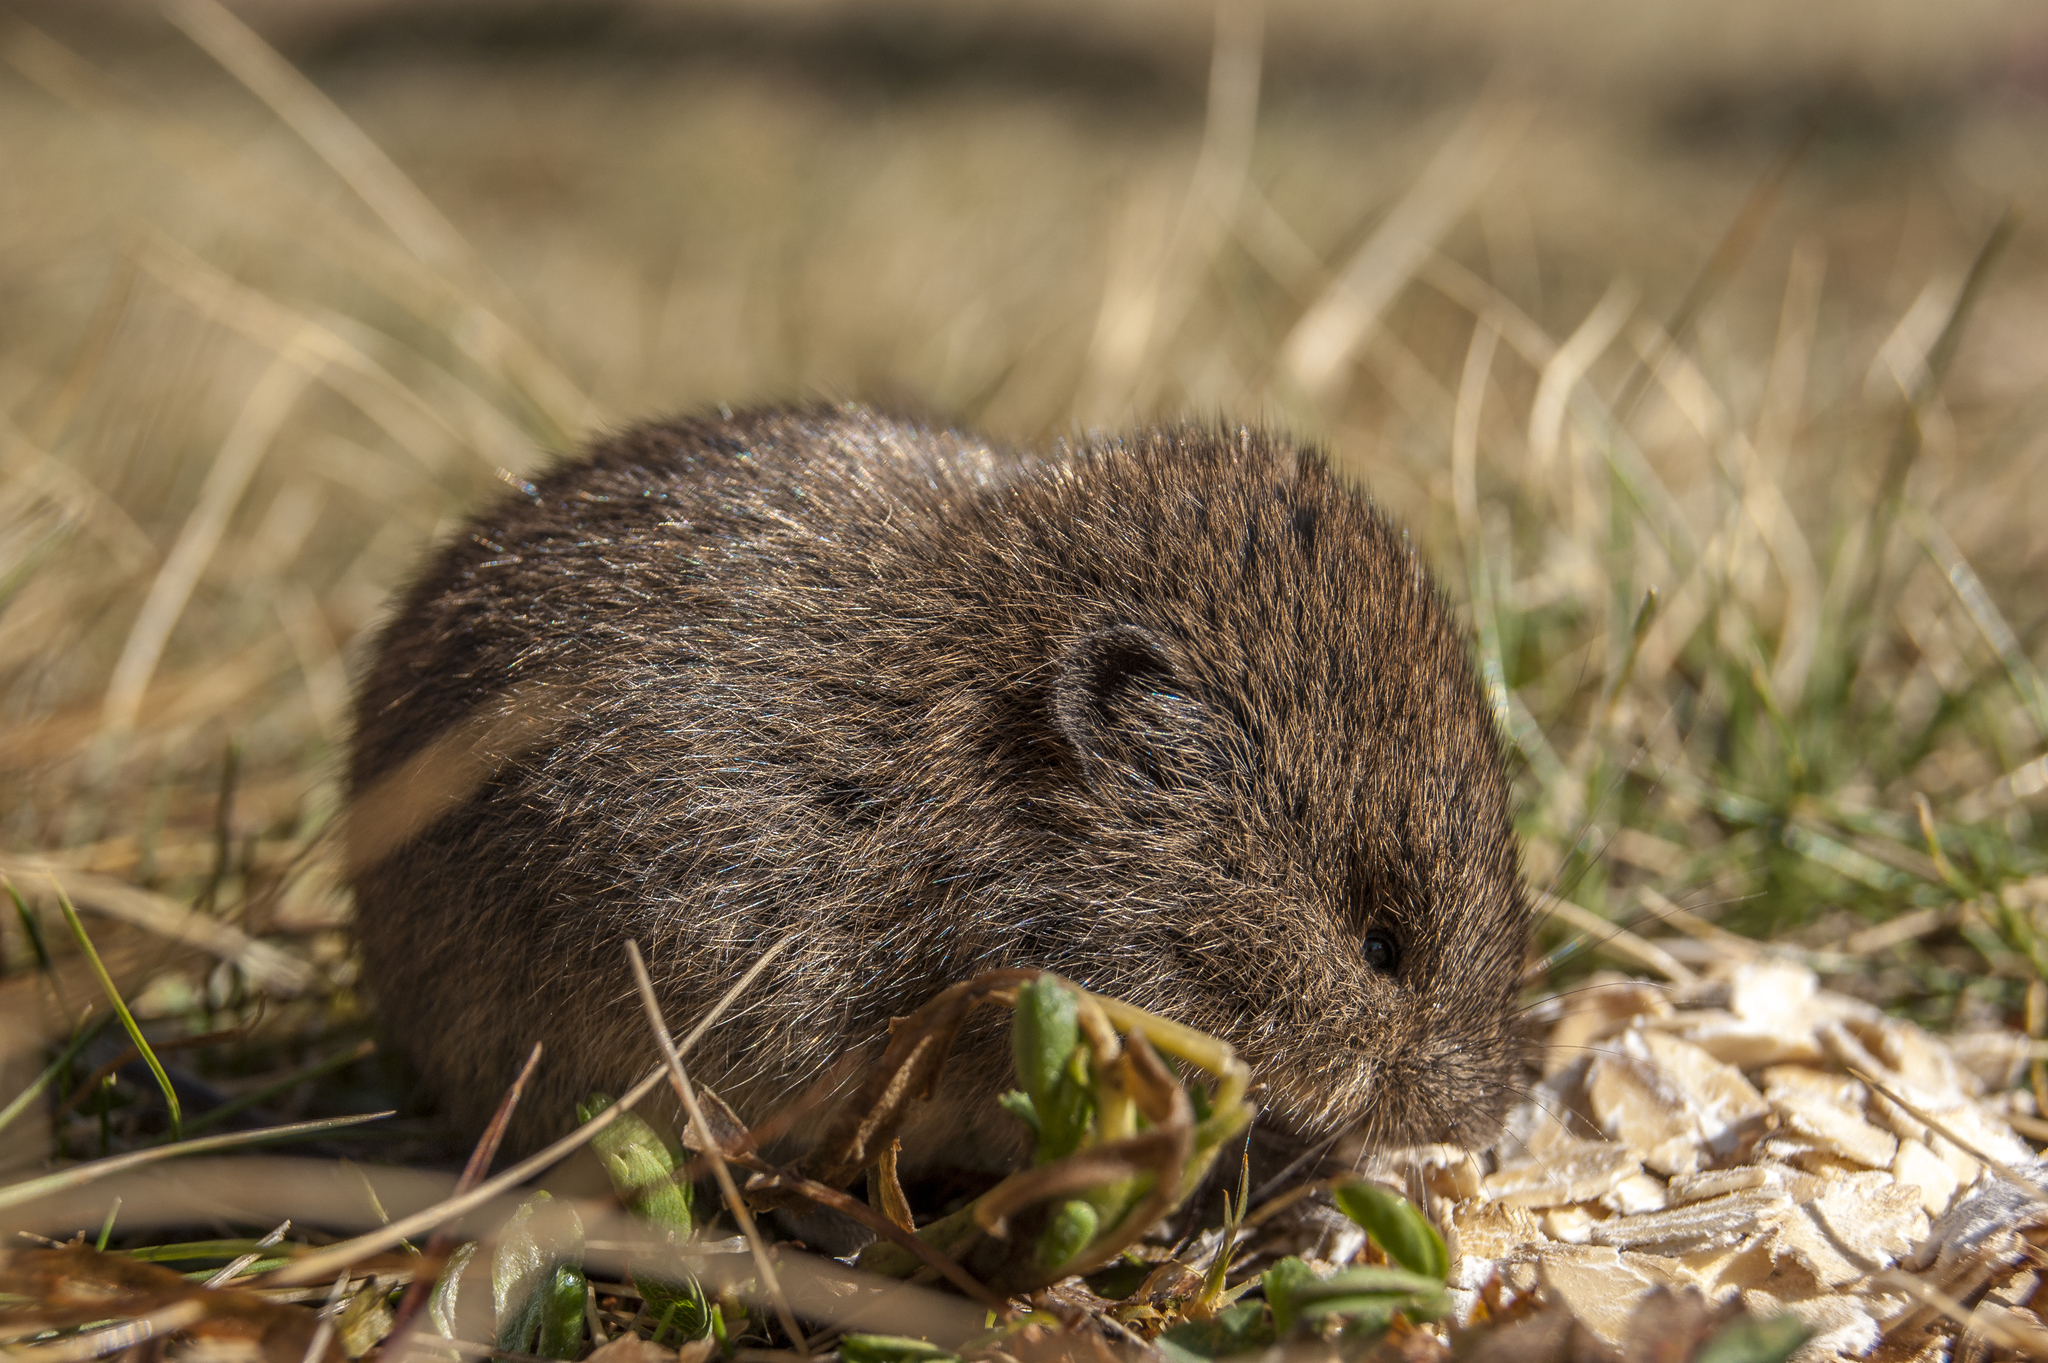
(1422, 960, 2047, 1361)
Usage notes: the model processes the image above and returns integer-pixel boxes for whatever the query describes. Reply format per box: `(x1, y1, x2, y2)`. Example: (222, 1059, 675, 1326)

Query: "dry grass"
(2, 0, 2048, 1351)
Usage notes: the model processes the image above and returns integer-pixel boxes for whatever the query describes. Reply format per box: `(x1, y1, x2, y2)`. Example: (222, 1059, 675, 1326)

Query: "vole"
(347, 406, 1530, 1173)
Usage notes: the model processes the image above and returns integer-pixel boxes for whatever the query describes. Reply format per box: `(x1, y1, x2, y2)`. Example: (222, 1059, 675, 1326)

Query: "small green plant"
(577, 1095, 715, 1344)
(853, 972, 1251, 1291)
(1157, 1179, 1450, 1359)
(491, 1192, 586, 1360)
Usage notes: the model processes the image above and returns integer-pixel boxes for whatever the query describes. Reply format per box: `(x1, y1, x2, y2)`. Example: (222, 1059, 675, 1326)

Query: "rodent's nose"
(1364, 1034, 1522, 1153)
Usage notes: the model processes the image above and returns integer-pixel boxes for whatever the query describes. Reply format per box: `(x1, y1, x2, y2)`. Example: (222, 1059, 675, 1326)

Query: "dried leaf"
(0, 1245, 342, 1363)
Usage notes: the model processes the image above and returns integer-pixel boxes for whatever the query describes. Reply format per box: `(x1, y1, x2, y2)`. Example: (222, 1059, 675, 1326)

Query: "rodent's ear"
(1053, 624, 1236, 797)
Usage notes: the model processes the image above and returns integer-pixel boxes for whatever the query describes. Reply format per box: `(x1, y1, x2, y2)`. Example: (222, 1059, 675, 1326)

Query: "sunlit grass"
(1, 0, 2045, 1224)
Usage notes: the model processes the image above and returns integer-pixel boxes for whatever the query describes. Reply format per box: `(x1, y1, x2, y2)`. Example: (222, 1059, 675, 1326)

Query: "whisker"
(1247, 1130, 1345, 1205)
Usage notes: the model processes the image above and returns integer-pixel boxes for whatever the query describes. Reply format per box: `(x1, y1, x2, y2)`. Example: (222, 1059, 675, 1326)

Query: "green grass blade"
(6, 878, 53, 972)
(53, 881, 182, 1138)
(0, 1012, 112, 1138)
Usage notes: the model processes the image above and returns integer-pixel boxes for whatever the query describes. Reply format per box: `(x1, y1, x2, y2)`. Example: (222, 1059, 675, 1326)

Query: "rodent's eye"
(1361, 931, 1400, 975)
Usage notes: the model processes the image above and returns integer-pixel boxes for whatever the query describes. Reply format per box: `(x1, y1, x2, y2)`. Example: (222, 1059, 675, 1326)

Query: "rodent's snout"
(1367, 1031, 1525, 1152)
(1250, 983, 1528, 1158)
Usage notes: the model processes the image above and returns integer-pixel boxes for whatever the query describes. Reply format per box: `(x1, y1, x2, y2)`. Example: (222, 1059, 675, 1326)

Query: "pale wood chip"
(1585, 1188, 1793, 1255)
(1600, 1171, 1671, 1216)
(1741, 1289, 1880, 1363)
(1588, 1048, 1702, 1175)
(1806, 1177, 1926, 1273)
(1484, 1139, 1642, 1207)
(1670, 1167, 1771, 1204)
(1541, 1205, 1597, 1243)
(1453, 1200, 1544, 1260)
(1639, 1030, 1770, 1155)
(1891, 1137, 1963, 1217)
(1947, 1031, 2033, 1091)
(1772, 1090, 1899, 1168)
(1760, 1064, 1866, 1108)
(1669, 1015, 1826, 1067)
(1728, 961, 1820, 1028)
(1533, 1245, 1657, 1347)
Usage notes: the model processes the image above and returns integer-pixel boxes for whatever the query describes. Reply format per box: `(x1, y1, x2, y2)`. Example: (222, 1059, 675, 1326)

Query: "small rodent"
(347, 406, 1530, 1172)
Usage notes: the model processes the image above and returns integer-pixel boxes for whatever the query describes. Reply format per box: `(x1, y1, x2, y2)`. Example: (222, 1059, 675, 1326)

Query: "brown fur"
(347, 406, 1530, 1167)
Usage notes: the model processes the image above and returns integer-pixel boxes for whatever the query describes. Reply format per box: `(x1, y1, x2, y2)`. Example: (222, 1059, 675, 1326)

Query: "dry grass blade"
(160, 0, 464, 276)
(1909, 507, 2048, 743)
(0, 417, 152, 574)
(201, 1220, 291, 1288)
(624, 939, 808, 1355)
(1451, 316, 1499, 546)
(1633, 886, 1764, 965)
(341, 683, 577, 878)
(130, 231, 472, 464)
(374, 1043, 536, 1363)
(0, 1112, 391, 1214)
(296, 1272, 349, 1363)
(0, 858, 313, 994)
(736, 1172, 1001, 1309)
(1873, 1269, 2048, 1354)
(800, 969, 1039, 1189)
(1537, 893, 1699, 986)
(160, 0, 592, 438)
(1280, 93, 1530, 404)
(1080, 0, 1262, 417)
(0, 22, 577, 459)
(1858, 206, 2022, 603)
(574, 1215, 985, 1346)
(258, 934, 794, 1289)
(1839, 905, 1963, 956)
(1528, 279, 1637, 481)
(98, 349, 318, 750)
(1611, 117, 1817, 422)
(4, 12, 2046, 1356)
(1846, 1066, 2048, 1204)
(6, 1297, 212, 1363)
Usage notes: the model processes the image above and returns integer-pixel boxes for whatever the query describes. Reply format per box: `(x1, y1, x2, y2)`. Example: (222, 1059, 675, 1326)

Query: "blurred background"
(5, 0, 2048, 1162)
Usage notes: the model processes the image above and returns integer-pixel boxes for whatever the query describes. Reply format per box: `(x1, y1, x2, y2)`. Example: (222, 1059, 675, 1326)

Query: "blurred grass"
(2, 0, 2048, 1183)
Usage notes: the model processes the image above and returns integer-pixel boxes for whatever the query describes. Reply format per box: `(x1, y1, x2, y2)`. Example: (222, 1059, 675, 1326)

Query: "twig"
(4, 1298, 210, 1363)
(738, 1171, 1002, 1309)
(1533, 892, 1699, 986)
(1846, 1066, 2048, 1204)
(375, 1043, 544, 1361)
(296, 1271, 350, 1363)
(260, 934, 794, 1288)
(624, 940, 808, 1355)
(0, 1111, 392, 1213)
